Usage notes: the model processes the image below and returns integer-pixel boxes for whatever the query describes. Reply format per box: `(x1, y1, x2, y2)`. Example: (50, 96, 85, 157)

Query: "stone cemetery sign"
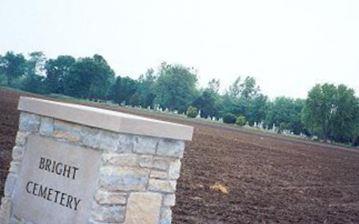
(13, 135, 100, 224)
(0, 97, 193, 224)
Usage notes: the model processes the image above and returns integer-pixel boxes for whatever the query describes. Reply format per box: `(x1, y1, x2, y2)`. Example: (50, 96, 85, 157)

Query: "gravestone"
(0, 97, 193, 224)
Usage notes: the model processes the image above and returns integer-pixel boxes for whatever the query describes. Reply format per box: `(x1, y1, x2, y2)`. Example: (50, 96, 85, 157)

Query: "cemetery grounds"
(1, 88, 359, 224)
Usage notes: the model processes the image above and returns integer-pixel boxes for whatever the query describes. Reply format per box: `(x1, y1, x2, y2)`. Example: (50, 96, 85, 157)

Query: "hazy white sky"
(1, 0, 358, 98)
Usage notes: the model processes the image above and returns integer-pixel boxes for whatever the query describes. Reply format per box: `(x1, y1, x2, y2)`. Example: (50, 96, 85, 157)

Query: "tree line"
(0, 51, 358, 145)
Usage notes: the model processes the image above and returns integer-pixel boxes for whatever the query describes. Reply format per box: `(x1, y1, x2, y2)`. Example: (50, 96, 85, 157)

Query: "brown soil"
(1, 88, 359, 223)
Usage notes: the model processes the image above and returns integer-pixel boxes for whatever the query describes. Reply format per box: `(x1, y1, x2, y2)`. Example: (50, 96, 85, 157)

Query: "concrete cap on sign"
(18, 97, 193, 141)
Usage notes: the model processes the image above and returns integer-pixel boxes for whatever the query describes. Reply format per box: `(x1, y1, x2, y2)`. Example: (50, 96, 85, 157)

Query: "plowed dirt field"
(1, 88, 359, 223)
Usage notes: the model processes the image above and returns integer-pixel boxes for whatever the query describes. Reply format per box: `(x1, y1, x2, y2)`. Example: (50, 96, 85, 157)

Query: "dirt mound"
(1, 88, 359, 223)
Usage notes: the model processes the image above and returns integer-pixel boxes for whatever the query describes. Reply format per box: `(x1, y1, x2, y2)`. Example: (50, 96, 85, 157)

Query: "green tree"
(220, 93, 237, 116)
(193, 79, 221, 118)
(236, 115, 246, 126)
(207, 78, 220, 94)
(44, 55, 76, 93)
(0, 51, 26, 86)
(0, 72, 6, 85)
(193, 89, 220, 118)
(88, 55, 115, 99)
(22, 52, 47, 93)
(107, 76, 138, 104)
(302, 83, 358, 143)
(223, 113, 237, 124)
(155, 63, 198, 113)
(129, 92, 141, 106)
(352, 107, 359, 146)
(228, 76, 242, 98)
(241, 76, 258, 99)
(265, 97, 305, 134)
(246, 94, 268, 125)
(64, 55, 114, 99)
(331, 85, 358, 142)
(228, 76, 259, 99)
(303, 84, 336, 139)
(186, 106, 198, 118)
(222, 76, 265, 124)
(22, 74, 46, 94)
(26, 52, 46, 74)
(135, 69, 157, 108)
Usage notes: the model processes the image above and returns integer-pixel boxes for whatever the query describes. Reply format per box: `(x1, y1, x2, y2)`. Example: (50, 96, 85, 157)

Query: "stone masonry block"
(95, 189, 127, 205)
(100, 166, 149, 191)
(117, 134, 134, 153)
(150, 170, 168, 179)
(11, 146, 24, 161)
(133, 136, 158, 154)
(163, 194, 176, 207)
(148, 179, 176, 193)
(4, 173, 17, 197)
(81, 127, 124, 152)
(39, 117, 54, 136)
(157, 139, 185, 158)
(138, 155, 170, 171)
(152, 157, 171, 171)
(9, 161, 21, 174)
(97, 130, 120, 151)
(53, 120, 82, 142)
(124, 192, 162, 224)
(0, 197, 12, 224)
(102, 153, 137, 167)
(91, 203, 125, 223)
(138, 155, 153, 168)
(18, 112, 40, 133)
(15, 132, 28, 146)
(80, 126, 100, 148)
(168, 159, 181, 180)
(159, 207, 172, 224)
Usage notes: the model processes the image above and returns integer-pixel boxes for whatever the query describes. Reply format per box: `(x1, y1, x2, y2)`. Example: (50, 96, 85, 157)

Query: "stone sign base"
(0, 97, 193, 224)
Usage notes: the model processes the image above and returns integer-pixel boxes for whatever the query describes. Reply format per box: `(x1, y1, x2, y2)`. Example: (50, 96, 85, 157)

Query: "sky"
(0, 0, 358, 98)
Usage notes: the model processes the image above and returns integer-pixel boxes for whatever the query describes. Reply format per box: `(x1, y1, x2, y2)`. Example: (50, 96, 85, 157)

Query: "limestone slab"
(12, 135, 101, 224)
(124, 192, 162, 224)
(18, 97, 193, 141)
(99, 166, 149, 191)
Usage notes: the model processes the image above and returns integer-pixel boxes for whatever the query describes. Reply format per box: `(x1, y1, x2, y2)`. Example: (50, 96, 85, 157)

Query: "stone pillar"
(0, 97, 193, 224)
